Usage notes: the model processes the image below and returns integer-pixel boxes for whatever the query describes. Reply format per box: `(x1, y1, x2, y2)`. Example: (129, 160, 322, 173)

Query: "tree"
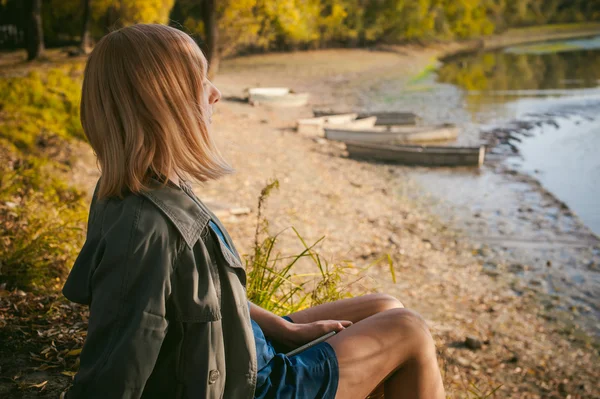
(25, 0, 44, 60)
(80, 0, 92, 53)
(201, 0, 219, 79)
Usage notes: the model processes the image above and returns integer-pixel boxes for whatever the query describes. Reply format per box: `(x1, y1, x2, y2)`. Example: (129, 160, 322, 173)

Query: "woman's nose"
(209, 84, 221, 105)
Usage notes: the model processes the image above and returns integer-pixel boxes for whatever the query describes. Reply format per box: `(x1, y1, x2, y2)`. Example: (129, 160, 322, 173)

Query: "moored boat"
(314, 109, 418, 125)
(345, 141, 485, 167)
(325, 124, 458, 144)
(296, 113, 358, 136)
(296, 114, 376, 136)
(249, 87, 310, 107)
(343, 116, 378, 129)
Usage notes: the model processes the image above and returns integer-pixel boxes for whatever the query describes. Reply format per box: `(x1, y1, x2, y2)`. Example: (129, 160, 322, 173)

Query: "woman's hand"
(247, 302, 351, 349)
(278, 319, 352, 348)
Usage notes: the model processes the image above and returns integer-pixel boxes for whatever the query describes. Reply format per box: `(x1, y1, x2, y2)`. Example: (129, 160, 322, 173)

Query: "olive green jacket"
(62, 177, 257, 399)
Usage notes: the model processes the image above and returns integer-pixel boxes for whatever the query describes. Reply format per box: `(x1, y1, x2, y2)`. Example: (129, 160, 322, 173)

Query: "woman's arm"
(249, 302, 351, 348)
(249, 302, 293, 339)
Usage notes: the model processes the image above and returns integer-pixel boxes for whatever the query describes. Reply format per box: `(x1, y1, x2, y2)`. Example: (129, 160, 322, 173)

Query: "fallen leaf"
(66, 348, 82, 356)
(29, 380, 48, 389)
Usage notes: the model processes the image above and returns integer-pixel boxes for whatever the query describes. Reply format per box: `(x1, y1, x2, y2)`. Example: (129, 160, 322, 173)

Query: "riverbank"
(1, 25, 600, 398)
(209, 45, 600, 397)
(363, 32, 600, 337)
(435, 22, 600, 60)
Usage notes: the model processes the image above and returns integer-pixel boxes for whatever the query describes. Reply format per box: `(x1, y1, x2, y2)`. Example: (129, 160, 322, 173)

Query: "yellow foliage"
(0, 66, 88, 291)
(91, 0, 175, 27)
(6, 0, 597, 52)
(0, 67, 85, 151)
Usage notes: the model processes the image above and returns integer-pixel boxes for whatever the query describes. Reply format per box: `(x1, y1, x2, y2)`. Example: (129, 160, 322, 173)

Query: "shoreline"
(423, 22, 600, 62)
(210, 41, 600, 396)
(341, 33, 600, 334)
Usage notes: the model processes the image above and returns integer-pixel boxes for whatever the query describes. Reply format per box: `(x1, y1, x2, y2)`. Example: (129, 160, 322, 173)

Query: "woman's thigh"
(327, 308, 436, 399)
(286, 293, 403, 324)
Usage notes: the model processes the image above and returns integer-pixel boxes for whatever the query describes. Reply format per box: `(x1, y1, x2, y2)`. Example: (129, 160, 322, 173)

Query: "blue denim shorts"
(253, 315, 339, 399)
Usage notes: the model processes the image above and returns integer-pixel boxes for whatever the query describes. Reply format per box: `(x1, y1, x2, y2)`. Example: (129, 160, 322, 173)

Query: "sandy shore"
(190, 48, 600, 398)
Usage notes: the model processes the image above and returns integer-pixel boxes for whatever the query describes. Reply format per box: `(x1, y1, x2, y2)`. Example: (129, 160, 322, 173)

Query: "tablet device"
(285, 331, 337, 357)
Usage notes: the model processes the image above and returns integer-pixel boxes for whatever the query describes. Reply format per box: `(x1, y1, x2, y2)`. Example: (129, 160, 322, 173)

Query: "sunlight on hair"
(80, 24, 232, 199)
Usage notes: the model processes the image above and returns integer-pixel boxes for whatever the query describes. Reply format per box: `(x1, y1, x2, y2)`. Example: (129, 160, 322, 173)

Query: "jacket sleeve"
(66, 201, 179, 399)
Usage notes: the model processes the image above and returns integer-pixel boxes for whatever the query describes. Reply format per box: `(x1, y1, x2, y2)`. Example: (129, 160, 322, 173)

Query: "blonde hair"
(81, 24, 232, 199)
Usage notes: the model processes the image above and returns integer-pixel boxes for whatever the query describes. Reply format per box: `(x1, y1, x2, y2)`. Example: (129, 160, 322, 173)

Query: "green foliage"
(0, 66, 88, 291)
(33, 0, 176, 44)
(42, 0, 82, 45)
(0, 66, 86, 151)
(0, 161, 87, 291)
(437, 46, 600, 92)
(168, 0, 600, 57)
(2, 0, 598, 54)
(92, 0, 175, 27)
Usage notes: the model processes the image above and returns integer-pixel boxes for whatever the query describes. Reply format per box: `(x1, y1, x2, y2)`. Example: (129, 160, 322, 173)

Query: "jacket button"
(208, 369, 220, 384)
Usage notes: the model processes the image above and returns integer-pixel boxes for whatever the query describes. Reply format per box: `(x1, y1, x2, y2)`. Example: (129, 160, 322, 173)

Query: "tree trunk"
(80, 0, 92, 53)
(25, 0, 44, 61)
(357, 0, 366, 47)
(201, 0, 219, 79)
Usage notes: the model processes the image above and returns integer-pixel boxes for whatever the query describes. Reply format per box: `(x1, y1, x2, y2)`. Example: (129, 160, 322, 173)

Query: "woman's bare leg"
(286, 295, 444, 399)
(329, 308, 445, 399)
(286, 293, 403, 324)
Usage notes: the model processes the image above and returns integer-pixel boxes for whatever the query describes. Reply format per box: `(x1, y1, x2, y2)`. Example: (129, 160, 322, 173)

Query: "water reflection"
(438, 46, 600, 93)
(436, 37, 600, 237)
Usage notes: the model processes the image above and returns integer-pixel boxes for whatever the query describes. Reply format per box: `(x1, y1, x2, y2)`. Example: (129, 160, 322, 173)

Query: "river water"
(357, 36, 600, 335)
(437, 36, 600, 236)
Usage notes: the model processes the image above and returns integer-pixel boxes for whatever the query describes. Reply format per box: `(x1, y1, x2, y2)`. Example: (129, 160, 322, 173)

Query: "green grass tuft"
(245, 179, 394, 316)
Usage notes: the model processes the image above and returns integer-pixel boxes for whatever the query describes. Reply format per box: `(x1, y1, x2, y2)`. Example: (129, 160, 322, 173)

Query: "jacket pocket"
(208, 228, 247, 289)
(170, 248, 222, 323)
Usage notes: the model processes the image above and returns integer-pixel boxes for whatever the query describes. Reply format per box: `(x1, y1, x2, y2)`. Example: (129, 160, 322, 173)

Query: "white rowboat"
(325, 124, 458, 144)
(296, 114, 376, 136)
(296, 113, 358, 136)
(248, 87, 310, 107)
(314, 109, 418, 125)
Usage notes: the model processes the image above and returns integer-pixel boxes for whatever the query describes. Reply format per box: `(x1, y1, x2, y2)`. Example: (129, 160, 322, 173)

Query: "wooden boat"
(345, 141, 486, 167)
(325, 123, 458, 144)
(248, 87, 310, 107)
(357, 111, 418, 126)
(296, 113, 357, 136)
(314, 109, 418, 125)
(343, 116, 378, 129)
(296, 114, 376, 136)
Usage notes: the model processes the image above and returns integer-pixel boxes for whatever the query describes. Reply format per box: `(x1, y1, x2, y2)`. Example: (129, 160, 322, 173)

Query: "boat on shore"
(325, 123, 458, 144)
(345, 141, 486, 167)
(314, 109, 418, 125)
(249, 87, 310, 107)
(296, 113, 357, 135)
(296, 114, 376, 136)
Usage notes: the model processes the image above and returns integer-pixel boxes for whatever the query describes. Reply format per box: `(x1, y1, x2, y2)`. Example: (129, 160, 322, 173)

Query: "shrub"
(0, 66, 88, 291)
(245, 180, 396, 316)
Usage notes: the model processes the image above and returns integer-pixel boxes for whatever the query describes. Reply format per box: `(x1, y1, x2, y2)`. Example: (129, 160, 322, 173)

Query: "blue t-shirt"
(208, 220, 231, 253)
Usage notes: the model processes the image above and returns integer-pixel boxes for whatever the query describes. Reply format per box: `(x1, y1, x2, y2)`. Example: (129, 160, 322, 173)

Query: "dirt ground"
(208, 49, 600, 398)
(1, 46, 599, 398)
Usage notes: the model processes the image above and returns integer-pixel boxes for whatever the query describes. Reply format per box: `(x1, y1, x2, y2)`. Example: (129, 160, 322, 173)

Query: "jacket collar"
(139, 177, 210, 249)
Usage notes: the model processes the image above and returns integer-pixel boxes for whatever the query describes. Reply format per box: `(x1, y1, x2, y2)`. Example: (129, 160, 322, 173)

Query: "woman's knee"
(369, 293, 404, 313)
(385, 308, 436, 358)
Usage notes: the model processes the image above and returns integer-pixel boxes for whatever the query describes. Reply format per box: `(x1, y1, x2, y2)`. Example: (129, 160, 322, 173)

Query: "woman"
(62, 24, 445, 399)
